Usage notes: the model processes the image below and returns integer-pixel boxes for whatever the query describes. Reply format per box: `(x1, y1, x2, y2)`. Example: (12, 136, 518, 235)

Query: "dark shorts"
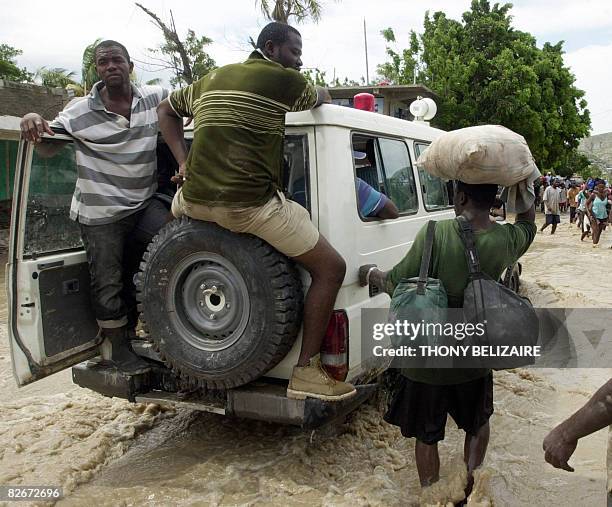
(384, 373, 494, 445)
(545, 214, 560, 225)
(570, 206, 577, 221)
(594, 217, 608, 227)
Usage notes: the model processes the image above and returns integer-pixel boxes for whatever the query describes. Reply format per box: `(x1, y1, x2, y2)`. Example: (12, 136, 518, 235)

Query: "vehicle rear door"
(7, 133, 100, 386)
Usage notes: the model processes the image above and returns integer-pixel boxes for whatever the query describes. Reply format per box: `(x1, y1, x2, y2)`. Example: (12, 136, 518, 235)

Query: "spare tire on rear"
(135, 217, 303, 390)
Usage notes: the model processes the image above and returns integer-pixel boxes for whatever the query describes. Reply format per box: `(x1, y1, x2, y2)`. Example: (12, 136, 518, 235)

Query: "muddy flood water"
(0, 214, 610, 506)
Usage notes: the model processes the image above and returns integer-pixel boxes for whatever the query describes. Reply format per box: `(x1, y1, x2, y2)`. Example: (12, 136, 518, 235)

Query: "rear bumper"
(72, 360, 377, 430)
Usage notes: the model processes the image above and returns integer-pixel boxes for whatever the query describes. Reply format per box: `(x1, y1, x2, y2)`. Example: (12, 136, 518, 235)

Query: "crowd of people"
(535, 172, 612, 247)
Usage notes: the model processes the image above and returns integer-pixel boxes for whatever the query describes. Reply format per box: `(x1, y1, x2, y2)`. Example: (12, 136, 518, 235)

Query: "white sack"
(416, 125, 539, 187)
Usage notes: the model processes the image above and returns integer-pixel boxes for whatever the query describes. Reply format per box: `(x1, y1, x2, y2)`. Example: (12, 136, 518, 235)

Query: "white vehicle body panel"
(9, 104, 453, 386)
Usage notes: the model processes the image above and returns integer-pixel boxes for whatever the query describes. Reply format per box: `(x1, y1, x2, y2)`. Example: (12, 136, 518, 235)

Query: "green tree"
(303, 68, 364, 88)
(332, 76, 365, 87)
(136, 3, 216, 87)
(376, 28, 420, 85)
(256, 0, 328, 24)
(0, 44, 33, 82)
(303, 68, 328, 86)
(36, 67, 78, 88)
(81, 38, 101, 94)
(377, 0, 591, 173)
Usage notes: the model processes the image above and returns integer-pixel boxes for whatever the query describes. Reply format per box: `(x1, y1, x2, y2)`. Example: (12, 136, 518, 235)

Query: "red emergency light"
(354, 93, 375, 112)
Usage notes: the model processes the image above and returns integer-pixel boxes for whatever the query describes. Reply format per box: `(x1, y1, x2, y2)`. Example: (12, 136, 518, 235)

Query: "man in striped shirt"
(158, 23, 356, 401)
(20, 40, 168, 374)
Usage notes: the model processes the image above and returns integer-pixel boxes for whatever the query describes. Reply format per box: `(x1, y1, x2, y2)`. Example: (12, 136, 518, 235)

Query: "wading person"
(559, 184, 568, 213)
(584, 181, 609, 246)
(20, 40, 169, 374)
(360, 182, 536, 501)
(576, 187, 590, 236)
(157, 22, 355, 401)
(567, 183, 579, 224)
(541, 180, 561, 234)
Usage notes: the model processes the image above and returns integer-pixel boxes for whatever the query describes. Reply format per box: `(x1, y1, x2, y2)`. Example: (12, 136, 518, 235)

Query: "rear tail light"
(321, 310, 349, 381)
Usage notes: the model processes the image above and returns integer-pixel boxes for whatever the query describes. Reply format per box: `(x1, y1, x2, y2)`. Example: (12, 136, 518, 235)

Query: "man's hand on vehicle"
(20, 113, 54, 143)
(314, 87, 332, 107)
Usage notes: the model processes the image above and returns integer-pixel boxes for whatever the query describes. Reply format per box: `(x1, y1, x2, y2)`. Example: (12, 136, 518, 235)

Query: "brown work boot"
(287, 356, 356, 401)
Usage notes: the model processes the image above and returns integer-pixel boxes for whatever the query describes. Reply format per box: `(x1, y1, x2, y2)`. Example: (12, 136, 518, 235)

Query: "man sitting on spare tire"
(157, 22, 356, 402)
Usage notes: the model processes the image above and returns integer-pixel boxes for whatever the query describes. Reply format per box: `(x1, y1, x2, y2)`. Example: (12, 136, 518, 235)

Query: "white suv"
(7, 104, 471, 428)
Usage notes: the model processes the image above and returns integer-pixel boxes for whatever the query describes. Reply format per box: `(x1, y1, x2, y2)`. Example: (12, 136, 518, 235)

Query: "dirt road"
(0, 213, 610, 506)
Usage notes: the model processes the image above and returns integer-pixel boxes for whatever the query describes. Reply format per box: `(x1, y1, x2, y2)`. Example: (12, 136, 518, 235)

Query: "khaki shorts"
(171, 188, 319, 258)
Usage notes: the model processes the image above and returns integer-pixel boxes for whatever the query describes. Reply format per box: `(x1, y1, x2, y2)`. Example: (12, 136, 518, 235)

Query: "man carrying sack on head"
(360, 125, 539, 503)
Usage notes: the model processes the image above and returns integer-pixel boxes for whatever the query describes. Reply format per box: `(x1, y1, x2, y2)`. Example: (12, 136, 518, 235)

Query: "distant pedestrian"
(576, 188, 591, 237)
(559, 185, 567, 213)
(541, 180, 561, 234)
(539, 182, 548, 213)
(567, 184, 579, 224)
(584, 182, 608, 245)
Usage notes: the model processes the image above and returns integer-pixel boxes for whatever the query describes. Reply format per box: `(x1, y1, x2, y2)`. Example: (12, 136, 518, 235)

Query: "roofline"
(329, 84, 437, 96)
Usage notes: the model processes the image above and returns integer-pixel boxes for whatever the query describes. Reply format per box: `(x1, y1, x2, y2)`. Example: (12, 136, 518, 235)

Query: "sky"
(2, 0, 612, 134)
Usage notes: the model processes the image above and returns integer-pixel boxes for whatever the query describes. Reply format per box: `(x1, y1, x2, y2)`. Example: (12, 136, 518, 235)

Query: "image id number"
(0, 486, 63, 501)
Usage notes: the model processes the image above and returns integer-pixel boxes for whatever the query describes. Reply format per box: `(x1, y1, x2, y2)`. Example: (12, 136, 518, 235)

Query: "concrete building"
(328, 84, 436, 119)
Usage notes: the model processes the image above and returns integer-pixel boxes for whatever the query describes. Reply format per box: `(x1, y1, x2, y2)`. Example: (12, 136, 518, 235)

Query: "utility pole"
(363, 18, 369, 85)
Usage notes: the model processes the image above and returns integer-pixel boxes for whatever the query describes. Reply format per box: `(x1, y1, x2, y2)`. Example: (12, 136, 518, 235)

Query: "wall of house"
(0, 80, 71, 119)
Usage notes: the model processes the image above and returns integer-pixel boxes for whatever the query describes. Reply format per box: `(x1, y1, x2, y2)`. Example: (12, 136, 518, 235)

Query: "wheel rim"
(168, 252, 251, 352)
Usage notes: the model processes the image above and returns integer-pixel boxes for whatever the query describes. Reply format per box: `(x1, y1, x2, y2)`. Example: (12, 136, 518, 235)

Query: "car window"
(351, 134, 417, 218)
(378, 137, 418, 214)
(284, 134, 310, 212)
(23, 139, 82, 257)
(415, 142, 451, 210)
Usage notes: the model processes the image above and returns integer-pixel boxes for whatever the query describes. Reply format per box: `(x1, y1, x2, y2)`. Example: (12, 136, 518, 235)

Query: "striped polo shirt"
(51, 82, 168, 225)
(169, 51, 318, 207)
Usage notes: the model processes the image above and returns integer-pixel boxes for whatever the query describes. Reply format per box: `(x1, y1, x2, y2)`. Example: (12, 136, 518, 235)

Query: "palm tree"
(35, 67, 78, 88)
(256, 0, 328, 24)
(81, 38, 102, 94)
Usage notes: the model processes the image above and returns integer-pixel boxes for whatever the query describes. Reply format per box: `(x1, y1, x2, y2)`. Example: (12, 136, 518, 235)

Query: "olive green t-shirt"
(387, 218, 537, 385)
(169, 51, 318, 207)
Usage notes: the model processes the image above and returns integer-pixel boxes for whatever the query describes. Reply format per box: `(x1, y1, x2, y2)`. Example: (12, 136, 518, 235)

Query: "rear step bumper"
(72, 361, 377, 430)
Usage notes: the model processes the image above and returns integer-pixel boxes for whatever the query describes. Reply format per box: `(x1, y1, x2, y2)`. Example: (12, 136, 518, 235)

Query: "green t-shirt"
(169, 51, 318, 207)
(387, 218, 537, 385)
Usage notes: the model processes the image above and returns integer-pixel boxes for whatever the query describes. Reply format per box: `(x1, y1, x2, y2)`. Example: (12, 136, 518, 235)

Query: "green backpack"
(387, 221, 447, 349)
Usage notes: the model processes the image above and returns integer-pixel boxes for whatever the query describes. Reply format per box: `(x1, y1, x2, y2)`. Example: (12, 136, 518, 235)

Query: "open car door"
(7, 132, 100, 386)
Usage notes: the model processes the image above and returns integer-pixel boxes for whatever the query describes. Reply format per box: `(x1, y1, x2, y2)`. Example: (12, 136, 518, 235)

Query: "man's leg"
(286, 235, 355, 400)
(463, 421, 490, 496)
(415, 440, 441, 487)
(449, 373, 494, 501)
(593, 221, 602, 244)
(292, 235, 346, 366)
(124, 199, 169, 327)
(551, 223, 557, 234)
(80, 216, 150, 374)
